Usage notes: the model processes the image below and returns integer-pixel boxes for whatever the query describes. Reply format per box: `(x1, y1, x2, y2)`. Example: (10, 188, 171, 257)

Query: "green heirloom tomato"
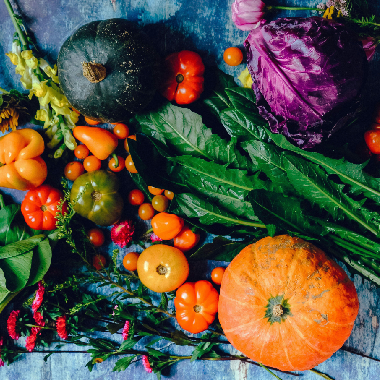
(70, 170, 124, 226)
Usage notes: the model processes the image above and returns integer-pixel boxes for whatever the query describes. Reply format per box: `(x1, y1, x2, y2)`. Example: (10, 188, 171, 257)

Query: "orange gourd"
(218, 235, 359, 372)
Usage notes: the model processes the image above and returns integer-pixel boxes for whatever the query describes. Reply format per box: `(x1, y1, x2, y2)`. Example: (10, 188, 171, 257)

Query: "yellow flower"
(25, 56, 39, 69)
(40, 60, 59, 83)
(0, 91, 30, 133)
(5, 52, 18, 65)
(238, 68, 253, 88)
(21, 50, 34, 60)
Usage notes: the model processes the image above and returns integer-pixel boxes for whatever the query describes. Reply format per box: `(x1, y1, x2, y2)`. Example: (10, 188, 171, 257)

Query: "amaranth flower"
(7, 310, 21, 340)
(56, 315, 69, 340)
(122, 320, 130, 340)
(25, 327, 41, 352)
(32, 281, 45, 313)
(142, 355, 153, 373)
(111, 220, 135, 248)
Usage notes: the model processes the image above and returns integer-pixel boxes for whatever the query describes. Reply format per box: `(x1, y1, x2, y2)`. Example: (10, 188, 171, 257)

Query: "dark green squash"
(57, 18, 161, 122)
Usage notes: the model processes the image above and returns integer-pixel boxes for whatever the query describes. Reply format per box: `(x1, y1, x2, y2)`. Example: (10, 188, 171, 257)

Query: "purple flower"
(231, 0, 266, 31)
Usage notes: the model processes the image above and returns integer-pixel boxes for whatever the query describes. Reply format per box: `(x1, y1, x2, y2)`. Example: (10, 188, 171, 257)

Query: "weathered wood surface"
(1, 0, 380, 379)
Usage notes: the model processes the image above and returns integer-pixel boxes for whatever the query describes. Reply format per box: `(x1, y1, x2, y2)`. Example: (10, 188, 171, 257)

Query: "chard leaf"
(135, 102, 250, 170)
(0, 235, 45, 259)
(113, 355, 137, 372)
(25, 237, 52, 286)
(190, 236, 256, 261)
(283, 154, 380, 236)
(174, 193, 265, 229)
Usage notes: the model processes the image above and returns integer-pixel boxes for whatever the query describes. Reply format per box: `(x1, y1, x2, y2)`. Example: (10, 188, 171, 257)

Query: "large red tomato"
(21, 185, 67, 230)
(174, 280, 219, 334)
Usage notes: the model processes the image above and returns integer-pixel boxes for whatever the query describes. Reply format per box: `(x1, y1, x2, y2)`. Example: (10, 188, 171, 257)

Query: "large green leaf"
(26, 237, 52, 286)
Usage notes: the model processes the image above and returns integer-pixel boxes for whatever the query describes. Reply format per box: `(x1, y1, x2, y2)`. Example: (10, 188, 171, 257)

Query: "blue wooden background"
(1, 0, 380, 379)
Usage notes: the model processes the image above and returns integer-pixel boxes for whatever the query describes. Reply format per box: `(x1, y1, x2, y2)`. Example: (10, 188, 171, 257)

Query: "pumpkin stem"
(193, 305, 202, 313)
(156, 264, 168, 276)
(82, 61, 107, 83)
(41, 204, 47, 212)
(272, 304, 284, 317)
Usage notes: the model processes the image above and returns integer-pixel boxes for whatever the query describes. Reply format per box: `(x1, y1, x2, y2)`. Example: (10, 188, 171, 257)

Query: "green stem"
(309, 368, 335, 380)
(259, 362, 284, 380)
(3, 0, 28, 49)
(266, 5, 323, 12)
(111, 153, 119, 168)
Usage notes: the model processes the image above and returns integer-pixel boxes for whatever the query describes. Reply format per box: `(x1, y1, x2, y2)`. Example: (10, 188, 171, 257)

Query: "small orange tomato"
(108, 156, 125, 172)
(138, 203, 155, 220)
(211, 267, 226, 285)
(93, 254, 106, 270)
(113, 123, 129, 139)
(123, 252, 140, 271)
(83, 155, 102, 172)
(174, 226, 200, 252)
(164, 190, 174, 200)
(128, 189, 145, 205)
(174, 280, 219, 334)
(151, 212, 184, 240)
(151, 194, 169, 212)
(85, 116, 100, 125)
(74, 144, 90, 160)
(88, 228, 105, 247)
(124, 135, 137, 153)
(125, 155, 138, 173)
(64, 161, 85, 181)
(137, 244, 189, 293)
(148, 186, 164, 195)
(223, 47, 243, 66)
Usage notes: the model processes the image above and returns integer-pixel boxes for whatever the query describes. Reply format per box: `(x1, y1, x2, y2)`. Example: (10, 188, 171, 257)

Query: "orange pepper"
(73, 126, 118, 160)
(0, 128, 47, 190)
(151, 212, 184, 240)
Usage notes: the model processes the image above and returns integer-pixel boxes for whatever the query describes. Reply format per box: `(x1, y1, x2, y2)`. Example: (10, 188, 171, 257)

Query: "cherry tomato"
(108, 156, 125, 172)
(123, 252, 140, 271)
(174, 226, 200, 252)
(21, 185, 68, 230)
(148, 186, 164, 195)
(138, 203, 155, 220)
(174, 280, 219, 334)
(164, 190, 175, 200)
(223, 47, 243, 66)
(74, 144, 90, 159)
(364, 129, 380, 154)
(93, 254, 106, 270)
(124, 135, 137, 153)
(151, 212, 184, 240)
(64, 161, 85, 181)
(151, 194, 169, 212)
(113, 123, 129, 139)
(137, 244, 189, 293)
(85, 116, 100, 125)
(125, 155, 138, 173)
(211, 267, 226, 285)
(83, 155, 102, 172)
(88, 228, 105, 247)
(128, 189, 145, 205)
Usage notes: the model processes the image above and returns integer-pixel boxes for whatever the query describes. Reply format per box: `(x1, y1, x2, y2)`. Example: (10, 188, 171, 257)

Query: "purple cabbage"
(245, 17, 368, 149)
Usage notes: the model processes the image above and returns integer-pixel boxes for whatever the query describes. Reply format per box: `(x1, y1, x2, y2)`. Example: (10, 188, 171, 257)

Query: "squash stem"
(3, 0, 29, 49)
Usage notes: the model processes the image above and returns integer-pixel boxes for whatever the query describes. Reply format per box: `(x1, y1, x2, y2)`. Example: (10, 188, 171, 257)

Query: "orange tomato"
(113, 123, 129, 139)
(108, 156, 125, 172)
(123, 252, 140, 271)
(151, 194, 169, 212)
(124, 135, 137, 153)
(211, 267, 226, 285)
(128, 189, 145, 205)
(164, 190, 174, 200)
(64, 161, 85, 181)
(138, 203, 155, 220)
(148, 186, 164, 195)
(125, 155, 138, 173)
(137, 244, 189, 293)
(83, 155, 102, 172)
(223, 47, 243, 66)
(174, 280, 219, 334)
(85, 116, 100, 125)
(173, 226, 200, 252)
(151, 212, 184, 240)
(74, 144, 90, 160)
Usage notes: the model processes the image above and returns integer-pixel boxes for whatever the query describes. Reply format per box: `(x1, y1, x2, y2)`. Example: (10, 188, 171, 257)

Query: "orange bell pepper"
(0, 128, 48, 191)
(73, 126, 118, 160)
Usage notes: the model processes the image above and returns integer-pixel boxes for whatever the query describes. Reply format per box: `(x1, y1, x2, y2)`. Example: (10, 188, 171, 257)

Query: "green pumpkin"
(70, 170, 124, 226)
(57, 18, 161, 122)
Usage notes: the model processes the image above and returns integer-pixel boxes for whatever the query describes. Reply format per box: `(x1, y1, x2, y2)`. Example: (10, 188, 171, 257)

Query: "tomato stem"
(112, 153, 119, 168)
(176, 73, 184, 83)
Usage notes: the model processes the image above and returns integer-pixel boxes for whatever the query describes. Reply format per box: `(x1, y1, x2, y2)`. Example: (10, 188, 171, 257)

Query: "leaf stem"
(266, 5, 323, 12)
(3, 0, 28, 48)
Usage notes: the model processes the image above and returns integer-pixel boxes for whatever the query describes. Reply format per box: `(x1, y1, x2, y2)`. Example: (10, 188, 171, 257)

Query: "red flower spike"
(111, 220, 135, 248)
(7, 310, 21, 340)
(25, 327, 41, 352)
(56, 315, 69, 340)
(122, 320, 130, 340)
(142, 355, 152, 373)
(32, 281, 45, 313)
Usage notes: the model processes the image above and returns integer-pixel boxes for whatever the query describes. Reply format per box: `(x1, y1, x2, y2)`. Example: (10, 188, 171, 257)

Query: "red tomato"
(64, 161, 85, 181)
(223, 47, 243, 66)
(108, 156, 125, 172)
(160, 50, 205, 105)
(128, 189, 145, 205)
(174, 280, 219, 334)
(211, 267, 226, 285)
(93, 254, 106, 270)
(21, 185, 67, 230)
(364, 129, 380, 154)
(173, 226, 200, 252)
(88, 228, 105, 247)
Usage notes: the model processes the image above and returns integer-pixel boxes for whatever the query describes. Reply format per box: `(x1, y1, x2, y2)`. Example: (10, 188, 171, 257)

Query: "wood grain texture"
(1, 0, 380, 379)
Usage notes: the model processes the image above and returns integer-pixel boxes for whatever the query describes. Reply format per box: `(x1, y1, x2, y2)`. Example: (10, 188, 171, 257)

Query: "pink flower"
(7, 310, 21, 340)
(142, 355, 152, 373)
(231, 0, 266, 31)
(150, 233, 162, 242)
(25, 327, 41, 352)
(32, 282, 45, 313)
(122, 320, 130, 340)
(56, 315, 69, 340)
(111, 220, 135, 248)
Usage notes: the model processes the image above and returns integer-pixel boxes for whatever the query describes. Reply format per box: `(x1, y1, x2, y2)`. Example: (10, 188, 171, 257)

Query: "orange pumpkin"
(218, 235, 359, 371)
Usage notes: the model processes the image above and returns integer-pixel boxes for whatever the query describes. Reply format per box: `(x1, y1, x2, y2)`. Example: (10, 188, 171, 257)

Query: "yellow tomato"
(137, 244, 189, 293)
